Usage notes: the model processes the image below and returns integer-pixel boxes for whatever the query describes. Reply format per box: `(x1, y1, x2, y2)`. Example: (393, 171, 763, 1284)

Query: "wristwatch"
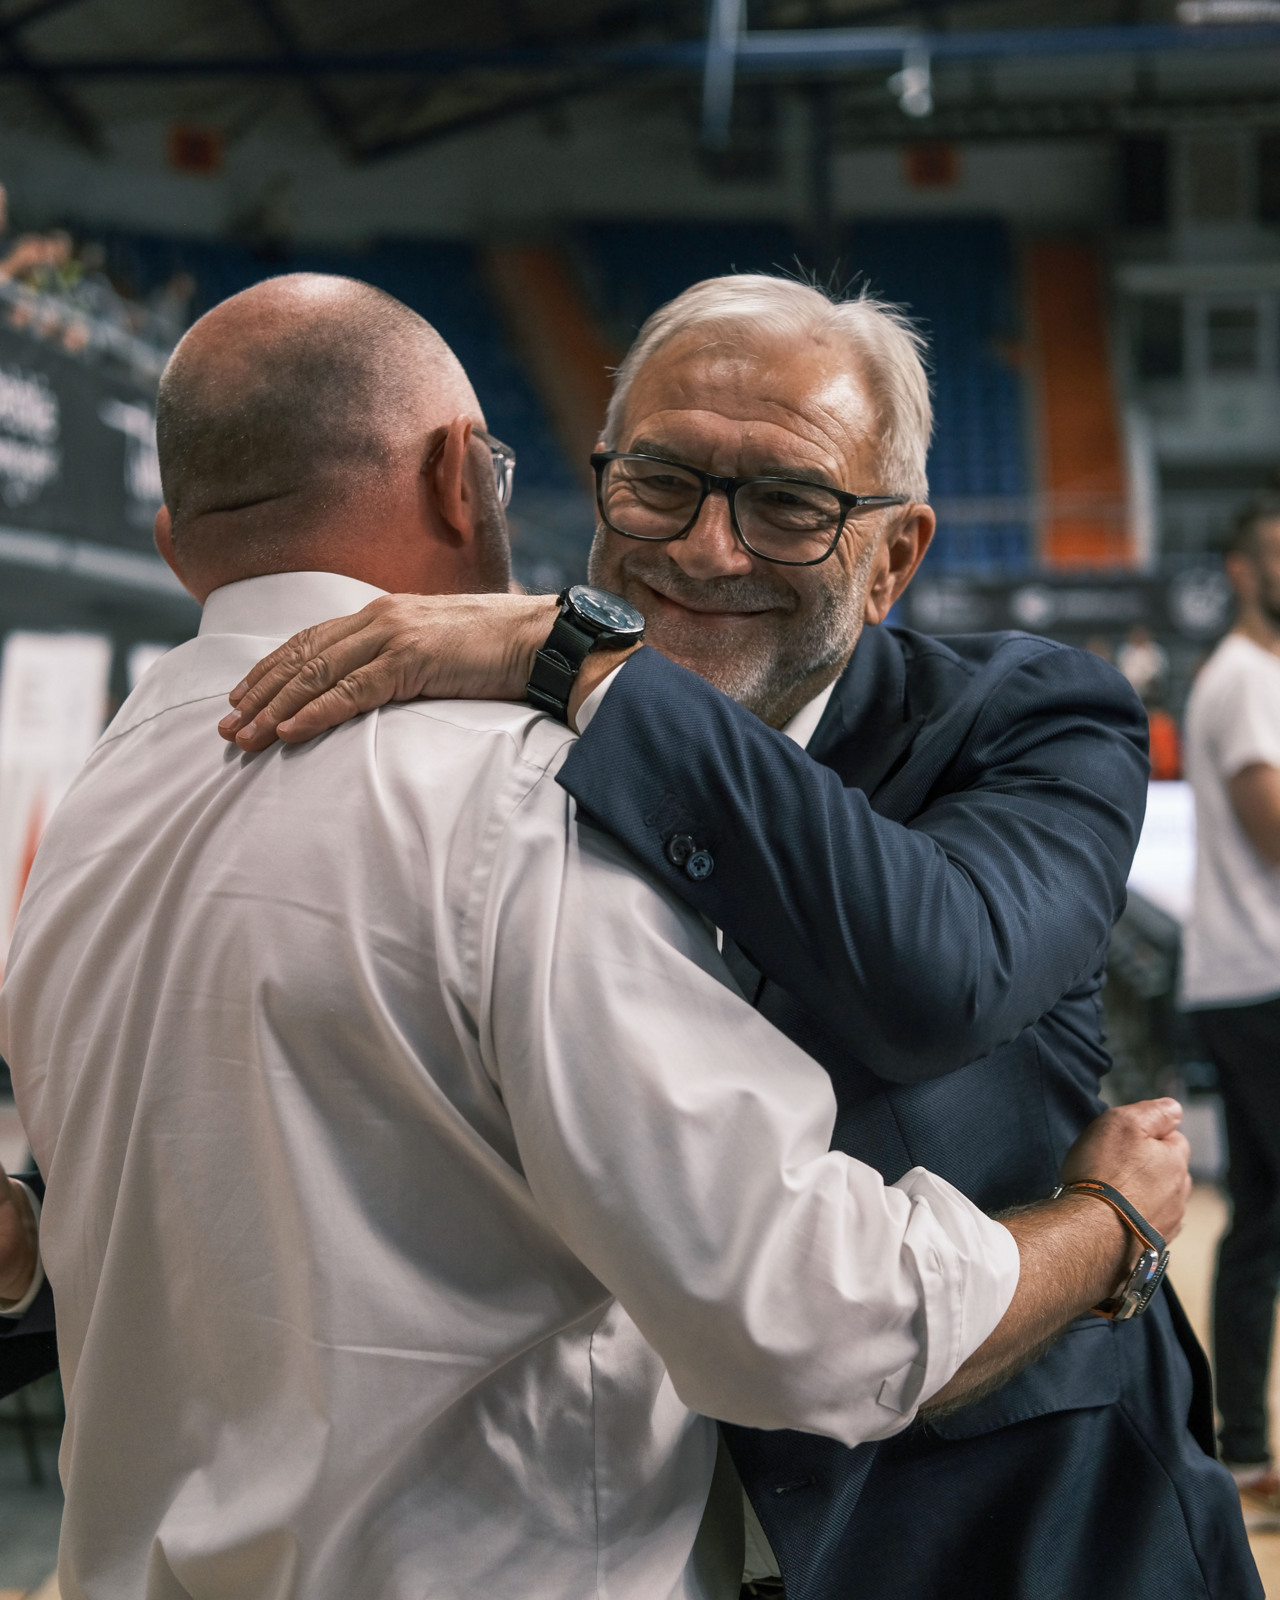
(1050, 1178, 1170, 1321)
(525, 585, 646, 725)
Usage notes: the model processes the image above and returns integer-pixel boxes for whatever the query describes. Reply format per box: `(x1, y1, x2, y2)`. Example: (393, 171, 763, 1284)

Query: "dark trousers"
(1199, 997, 1280, 1466)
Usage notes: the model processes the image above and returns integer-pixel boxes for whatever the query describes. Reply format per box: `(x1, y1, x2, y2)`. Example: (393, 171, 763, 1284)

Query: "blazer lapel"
(809, 625, 923, 814)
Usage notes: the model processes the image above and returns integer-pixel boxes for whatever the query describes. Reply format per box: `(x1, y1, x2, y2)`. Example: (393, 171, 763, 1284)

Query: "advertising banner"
(0, 631, 111, 968)
(0, 321, 162, 554)
(903, 566, 1234, 644)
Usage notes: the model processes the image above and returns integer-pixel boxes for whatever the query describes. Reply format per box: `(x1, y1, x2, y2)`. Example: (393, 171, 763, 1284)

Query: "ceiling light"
(889, 46, 933, 118)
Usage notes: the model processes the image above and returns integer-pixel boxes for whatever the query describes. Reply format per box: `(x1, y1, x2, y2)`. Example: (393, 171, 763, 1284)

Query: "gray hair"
(603, 274, 933, 500)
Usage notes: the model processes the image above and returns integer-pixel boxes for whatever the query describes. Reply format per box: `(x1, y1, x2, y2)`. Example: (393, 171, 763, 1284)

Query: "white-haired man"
(219, 273, 1259, 1600)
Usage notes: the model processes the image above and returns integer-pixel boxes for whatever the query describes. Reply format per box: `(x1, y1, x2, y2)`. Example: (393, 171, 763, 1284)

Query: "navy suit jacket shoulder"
(559, 622, 1149, 1084)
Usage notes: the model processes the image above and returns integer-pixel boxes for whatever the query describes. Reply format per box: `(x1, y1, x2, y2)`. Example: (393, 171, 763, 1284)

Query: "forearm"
(924, 1193, 1130, 1412)
(223, 594, 641, 748)
(490, 816, 1018, 1447)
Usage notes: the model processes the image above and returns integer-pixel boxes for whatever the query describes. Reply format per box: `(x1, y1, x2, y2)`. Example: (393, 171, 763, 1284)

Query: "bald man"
(0, 275, 1189, 1600)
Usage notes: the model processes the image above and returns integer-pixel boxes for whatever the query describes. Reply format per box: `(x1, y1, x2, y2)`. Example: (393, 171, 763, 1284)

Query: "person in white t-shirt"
(1183, 488, 1280, 1526)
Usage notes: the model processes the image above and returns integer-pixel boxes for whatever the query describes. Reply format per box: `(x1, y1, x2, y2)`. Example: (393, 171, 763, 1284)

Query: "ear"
(153, 505, 204, 602)
(430, 415, 479, 547)
(863, 504, 935, 625)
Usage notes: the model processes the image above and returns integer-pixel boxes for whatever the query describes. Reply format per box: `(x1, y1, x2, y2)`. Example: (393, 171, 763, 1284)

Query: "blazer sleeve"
(557, 643, 1149, 1083)
(0, 1170, 57, 1398)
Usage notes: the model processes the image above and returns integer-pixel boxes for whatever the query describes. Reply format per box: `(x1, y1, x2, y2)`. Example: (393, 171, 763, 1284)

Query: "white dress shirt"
(0, 572, 1018, 1600)
(1183, 632, 1280, 1006)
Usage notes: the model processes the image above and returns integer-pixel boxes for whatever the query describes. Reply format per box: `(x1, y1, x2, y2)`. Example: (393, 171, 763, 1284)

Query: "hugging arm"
(479, 793, 1181, 1437)
(219, 597, 1149, 1084)
(558, 644, 1149, 1083)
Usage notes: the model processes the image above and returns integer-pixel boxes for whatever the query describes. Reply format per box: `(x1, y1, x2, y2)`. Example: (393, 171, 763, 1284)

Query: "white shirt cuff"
(0, 1180, 45, 1319)
(572, 660, 628, 735)
(885, 1166, 1021, 1416)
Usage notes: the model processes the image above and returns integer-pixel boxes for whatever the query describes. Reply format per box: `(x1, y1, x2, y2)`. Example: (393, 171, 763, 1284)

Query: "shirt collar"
(781, 680, 837, 750)
(198, 572, 389, 640)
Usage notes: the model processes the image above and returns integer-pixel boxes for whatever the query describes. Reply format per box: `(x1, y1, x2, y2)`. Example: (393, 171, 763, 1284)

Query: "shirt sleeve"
(1215, 657, 1280, 780)
(0, 1181, 45, 1320)
(473, 773, 1019, 1448)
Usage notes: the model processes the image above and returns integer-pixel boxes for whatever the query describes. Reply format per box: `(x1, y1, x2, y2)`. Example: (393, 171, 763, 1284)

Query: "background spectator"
(1182, 489, 1280, 1528)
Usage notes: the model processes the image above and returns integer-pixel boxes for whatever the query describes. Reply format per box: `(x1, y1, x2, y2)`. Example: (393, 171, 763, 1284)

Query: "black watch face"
(568, 585, 645, 636)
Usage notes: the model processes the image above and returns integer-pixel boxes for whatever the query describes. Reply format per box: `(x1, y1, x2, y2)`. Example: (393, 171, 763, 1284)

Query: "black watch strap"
(526, 611, 598, 724)
(1052, 1178, 1166, 1253)
(1051, 1177, 1170, 1322)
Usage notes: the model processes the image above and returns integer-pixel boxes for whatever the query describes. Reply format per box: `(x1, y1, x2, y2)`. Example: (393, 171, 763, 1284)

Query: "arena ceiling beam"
(354, 73, 614, 161)
(239, 0, 361, 157)
(0, 0, 91, 33)
(0, 0, 98, 150)
(0, 22, 1275, 80)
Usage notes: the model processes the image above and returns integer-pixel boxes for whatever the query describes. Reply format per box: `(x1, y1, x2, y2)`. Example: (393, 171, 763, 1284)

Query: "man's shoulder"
(890, 621, 1081, 672)
(378, 698, 575, 776)
(367, 699, 579, 838)
(1187, 633, 1280, 758)
(815, 624, 1145, 800)
(1192, 631, 1280, 697)
(881, 623, 1132, 717)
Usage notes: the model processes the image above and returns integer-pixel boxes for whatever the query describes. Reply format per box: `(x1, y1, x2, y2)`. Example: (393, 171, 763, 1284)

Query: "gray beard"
(589, 533, 873, 727)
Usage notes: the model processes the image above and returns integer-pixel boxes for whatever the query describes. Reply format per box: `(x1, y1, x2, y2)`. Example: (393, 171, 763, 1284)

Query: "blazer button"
(685, 849, 714, 881)
(666, 833, 695, 868)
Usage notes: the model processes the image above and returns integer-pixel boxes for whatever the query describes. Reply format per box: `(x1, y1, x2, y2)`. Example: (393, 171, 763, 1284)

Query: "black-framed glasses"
(590, 451, 908, 567)
(476, 426, 517, 509)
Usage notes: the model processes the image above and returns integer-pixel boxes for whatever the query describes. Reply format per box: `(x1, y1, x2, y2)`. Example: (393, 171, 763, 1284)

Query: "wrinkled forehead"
(617, 325, 878, 466)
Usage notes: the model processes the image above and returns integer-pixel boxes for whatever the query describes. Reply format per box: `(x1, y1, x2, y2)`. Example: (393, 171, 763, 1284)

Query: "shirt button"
(685, 849, 714, 881)
(666, 833, 695, 868)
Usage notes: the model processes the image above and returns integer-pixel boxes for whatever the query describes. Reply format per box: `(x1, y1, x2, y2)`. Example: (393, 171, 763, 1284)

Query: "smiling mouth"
(640, 579, 779, 621)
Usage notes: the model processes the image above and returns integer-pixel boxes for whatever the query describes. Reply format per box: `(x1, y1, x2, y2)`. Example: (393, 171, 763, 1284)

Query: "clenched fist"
(1059, 1097, 1192, 1245)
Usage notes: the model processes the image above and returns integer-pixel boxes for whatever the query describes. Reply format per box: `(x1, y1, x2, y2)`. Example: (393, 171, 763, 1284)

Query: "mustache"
(621, 549, 798, 615)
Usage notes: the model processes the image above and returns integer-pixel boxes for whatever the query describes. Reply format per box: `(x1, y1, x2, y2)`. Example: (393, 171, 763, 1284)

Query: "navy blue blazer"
(558, 625, 1258, 1600)
(0, 1169, 56, 1401)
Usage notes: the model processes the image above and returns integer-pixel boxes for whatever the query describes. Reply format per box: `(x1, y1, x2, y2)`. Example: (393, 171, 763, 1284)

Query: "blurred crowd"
(1085, 622, 1183, 780)
(0, 184, 194, 361)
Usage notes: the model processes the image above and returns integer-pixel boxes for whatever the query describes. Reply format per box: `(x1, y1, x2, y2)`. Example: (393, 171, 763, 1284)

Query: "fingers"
(224, 642, 376, 751)
(1059, 1098, 1189, 1204)
(219, 607, 390, 741)
(234, 616, 350, 706)
(1113, 1097, 1183, 1139)
(275, 665, 402, 743)
(220, 629, 396, 752)
(1163, 1129, 1191, 1161)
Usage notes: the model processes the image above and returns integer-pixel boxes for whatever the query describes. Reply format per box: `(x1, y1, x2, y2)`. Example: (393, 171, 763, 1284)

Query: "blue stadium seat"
(573, 218, 1031, 574)
(103, 232, 577, 493)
